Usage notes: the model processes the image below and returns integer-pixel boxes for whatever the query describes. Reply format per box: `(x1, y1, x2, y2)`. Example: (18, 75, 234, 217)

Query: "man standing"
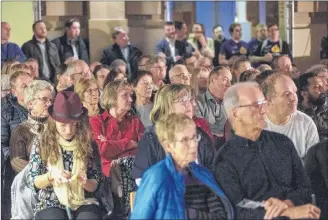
(52, 18, 89, 64)
(155, 22, 186, 72)
(101, 27, 142, 80)
(251, 24, 292, 66)
(174, 21, 194, 54)
(215, 82, 320, 219)
(22, 20, 61, 83)
(297, 72, 328, 141)
(1, 71, 32, 219)
(196, 66, 232, 148)
(1, 22, 26, 67)
(248, 24, 268, 67)
(212, 25, 226, 67)
(262, 73, 319, 161)
(219, 23, 249, 65)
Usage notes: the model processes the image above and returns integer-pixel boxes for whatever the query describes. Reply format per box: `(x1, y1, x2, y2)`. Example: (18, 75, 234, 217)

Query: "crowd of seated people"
(1, 17, 328, 220)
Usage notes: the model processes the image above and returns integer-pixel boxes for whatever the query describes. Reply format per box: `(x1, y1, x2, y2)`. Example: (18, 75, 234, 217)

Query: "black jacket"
(52, 34, 89, 64)
(100, 43, 142, 80)
(304, 140, 328, 219)
(21, 36, 61, 83)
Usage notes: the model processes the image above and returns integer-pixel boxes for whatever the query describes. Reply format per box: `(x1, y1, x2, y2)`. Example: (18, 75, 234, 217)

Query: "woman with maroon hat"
(28, 91, 101, 219)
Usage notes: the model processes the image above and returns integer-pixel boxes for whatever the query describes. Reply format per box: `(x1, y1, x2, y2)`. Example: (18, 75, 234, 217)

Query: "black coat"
(52, 34, 90, 64)
(21, 36, 61, 83)
(100, 43, 142, 80)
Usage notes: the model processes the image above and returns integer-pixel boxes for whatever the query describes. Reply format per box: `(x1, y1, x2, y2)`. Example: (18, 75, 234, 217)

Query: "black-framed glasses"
(174, 134, 201, 145)
(236, 100, 267, 110)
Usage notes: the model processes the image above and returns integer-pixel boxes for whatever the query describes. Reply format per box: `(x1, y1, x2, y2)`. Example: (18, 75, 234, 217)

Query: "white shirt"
(265, 110, 320, 162)
(166, 38, 176, 62)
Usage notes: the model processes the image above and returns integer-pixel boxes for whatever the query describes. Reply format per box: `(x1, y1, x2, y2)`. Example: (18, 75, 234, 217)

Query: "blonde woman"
(191, 67, 210, 96)
(74, 78, 102, 117)
(28, 91, 101, 219)
(132, 84, 214, 181)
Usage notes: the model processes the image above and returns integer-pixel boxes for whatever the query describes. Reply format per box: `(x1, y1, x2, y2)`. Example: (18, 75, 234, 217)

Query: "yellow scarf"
(48, 136, 98, 210)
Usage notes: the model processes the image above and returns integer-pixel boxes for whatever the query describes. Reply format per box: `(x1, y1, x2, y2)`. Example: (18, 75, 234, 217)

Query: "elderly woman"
(130, 70, 154, 127)
(90, 80, 145, 177)
(132, 84, 214, 181)
(130, 113, 233, 219)
(28, 91, 101, 219)
(75, 78, 102, 117)
(1, 74, 11, 98)
(10, 80, 55, 174)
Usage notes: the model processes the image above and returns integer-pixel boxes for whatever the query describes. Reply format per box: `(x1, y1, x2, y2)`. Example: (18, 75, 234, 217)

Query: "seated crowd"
(1, 17, 328, 220)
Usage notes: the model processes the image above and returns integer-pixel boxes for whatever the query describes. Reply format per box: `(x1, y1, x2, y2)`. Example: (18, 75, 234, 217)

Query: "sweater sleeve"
(10, 126, 29, 173)
(89, 117, 130, 160)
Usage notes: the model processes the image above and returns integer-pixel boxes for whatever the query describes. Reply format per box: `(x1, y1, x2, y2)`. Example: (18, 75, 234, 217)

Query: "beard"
(308, 93, 326, 106)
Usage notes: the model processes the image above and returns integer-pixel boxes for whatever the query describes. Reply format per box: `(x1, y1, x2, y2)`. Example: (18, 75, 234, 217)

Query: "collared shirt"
(196, 89, 226, 135)
(265, 110, 319, 162)
(166, 37, 176, 61)
(214, 130, 312, 219)
(67, 39, 79, 60)
(298, 101, 328, 141)
(37, 41, 51, 79)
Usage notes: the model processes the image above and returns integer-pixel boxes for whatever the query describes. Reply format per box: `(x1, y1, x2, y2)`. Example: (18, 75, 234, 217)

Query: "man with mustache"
(262, 73, 319, 162)
(298, 72, 328, 141)
(22, 20, 61, 83)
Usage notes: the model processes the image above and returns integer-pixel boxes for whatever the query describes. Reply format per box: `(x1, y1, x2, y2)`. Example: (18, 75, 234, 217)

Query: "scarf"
(23, 115, 48, 135)
(48, 136, 98, 210)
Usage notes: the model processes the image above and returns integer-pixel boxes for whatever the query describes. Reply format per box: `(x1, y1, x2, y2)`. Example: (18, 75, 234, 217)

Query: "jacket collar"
(164, 154, 185, 189)
(32, 35, 49, 46)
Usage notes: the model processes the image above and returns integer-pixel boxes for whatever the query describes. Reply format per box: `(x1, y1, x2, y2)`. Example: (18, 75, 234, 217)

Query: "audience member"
(25, 58, 39, 79)
(212, 24, 227, 67)
(100, 27, 142, 80)
(169, 64, 191, 85)
(10, 80, 54, 174)
(52, 18, 89, 64)
(90, 80, 144, 177)
(239, 69, 261, 82)
(103, 68, 127, 89)
(262, 73, 319, 161)
(306, 64, 328, 92)
(297, 72, 328, 141)
(145, 56, 166, 91)
(257, 63, 272, 73)
(174, 21, 194, 54)
(109, 59, 127, 76)
(248, 24, 268, 56)
(130, 71, 154, 127)
(1, 22, 26, 67)
(1, 74, 11, 98)
(215, 82, 320, 219)
(131, 113, 233, 220)
(28, 91, 101, 219)
(89, 61, 101, 72)
(1, 59, 19, 75)
(231, 56, 251, 83)
(188, 23, 214, 59)
(137, 55, 150, 71)
(190, 67, 210, 95)
(93, 64, 110, 92)
(219, 23, 249, 65)
(22, 20, 61, 83)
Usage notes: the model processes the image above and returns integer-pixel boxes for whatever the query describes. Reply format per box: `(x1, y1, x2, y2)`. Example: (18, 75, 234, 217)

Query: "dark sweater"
(214, 130, 312, 219)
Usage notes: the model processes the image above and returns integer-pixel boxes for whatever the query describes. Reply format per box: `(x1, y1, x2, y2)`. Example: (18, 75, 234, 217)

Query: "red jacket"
(89, 111, 145, 176)
(194, 117, 214, 142)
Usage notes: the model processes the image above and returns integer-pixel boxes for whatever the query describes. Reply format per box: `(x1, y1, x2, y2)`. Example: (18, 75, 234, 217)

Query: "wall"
(2, 1, 34, 46)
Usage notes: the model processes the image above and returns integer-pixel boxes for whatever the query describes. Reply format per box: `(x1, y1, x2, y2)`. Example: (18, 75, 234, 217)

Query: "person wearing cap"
(28, 91, 101, 219)
(90, 80, 145, 177)
(10, 80, 55, 174)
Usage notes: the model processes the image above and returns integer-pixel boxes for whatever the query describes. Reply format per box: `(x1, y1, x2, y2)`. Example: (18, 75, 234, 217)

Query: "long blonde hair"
(40, 117, 93, 166)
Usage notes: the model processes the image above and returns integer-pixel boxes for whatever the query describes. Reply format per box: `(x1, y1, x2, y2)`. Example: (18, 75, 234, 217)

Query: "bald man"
(1, 22, 26, 67)
(169, 64, 191, 85)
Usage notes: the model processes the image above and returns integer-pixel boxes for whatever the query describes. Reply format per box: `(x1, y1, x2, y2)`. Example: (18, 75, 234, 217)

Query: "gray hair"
(1, 74, 11, 90)
(109, 59, 126, 69)
(223, 82, 260, 117)
(305, 64, 328, 75)
(24, 80, 55, 106)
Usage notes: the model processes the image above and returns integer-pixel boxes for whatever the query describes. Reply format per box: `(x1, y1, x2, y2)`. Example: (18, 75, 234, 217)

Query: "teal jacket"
(130, 154, 234, 219)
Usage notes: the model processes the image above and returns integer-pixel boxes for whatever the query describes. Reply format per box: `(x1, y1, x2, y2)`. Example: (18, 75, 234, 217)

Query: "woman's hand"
(50, 168, 72, 185)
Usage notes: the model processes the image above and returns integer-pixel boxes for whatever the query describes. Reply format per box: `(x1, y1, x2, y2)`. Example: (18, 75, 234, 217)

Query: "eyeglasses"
(35, 97, 53, 105)
(236, 100, 267, 110)
(85, 88, 99, 94)
(172, 73, 191, 80)
(173, 96, 194, 105)
(174, 134, 201, 145)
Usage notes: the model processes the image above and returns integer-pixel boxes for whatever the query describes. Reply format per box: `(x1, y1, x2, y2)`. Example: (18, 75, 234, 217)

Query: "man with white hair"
(169, 64, 191, 85)
(214, 82, 320, 220)
(262, 73, 319, 162)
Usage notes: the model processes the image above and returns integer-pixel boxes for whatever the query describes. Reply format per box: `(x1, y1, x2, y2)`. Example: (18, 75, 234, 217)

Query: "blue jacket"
(1, 42, 26, 67)
(130, 154, 234, 220)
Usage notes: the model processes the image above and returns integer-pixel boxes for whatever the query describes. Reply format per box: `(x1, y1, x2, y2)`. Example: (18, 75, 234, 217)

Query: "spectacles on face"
(173, 133, 201, 145)
(85, 88, 99, 94)
(35, 97, 53, 105)
(172, 73, 191, 80)
(236, 99, 267, 110)
(173, 96, 194, 106)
